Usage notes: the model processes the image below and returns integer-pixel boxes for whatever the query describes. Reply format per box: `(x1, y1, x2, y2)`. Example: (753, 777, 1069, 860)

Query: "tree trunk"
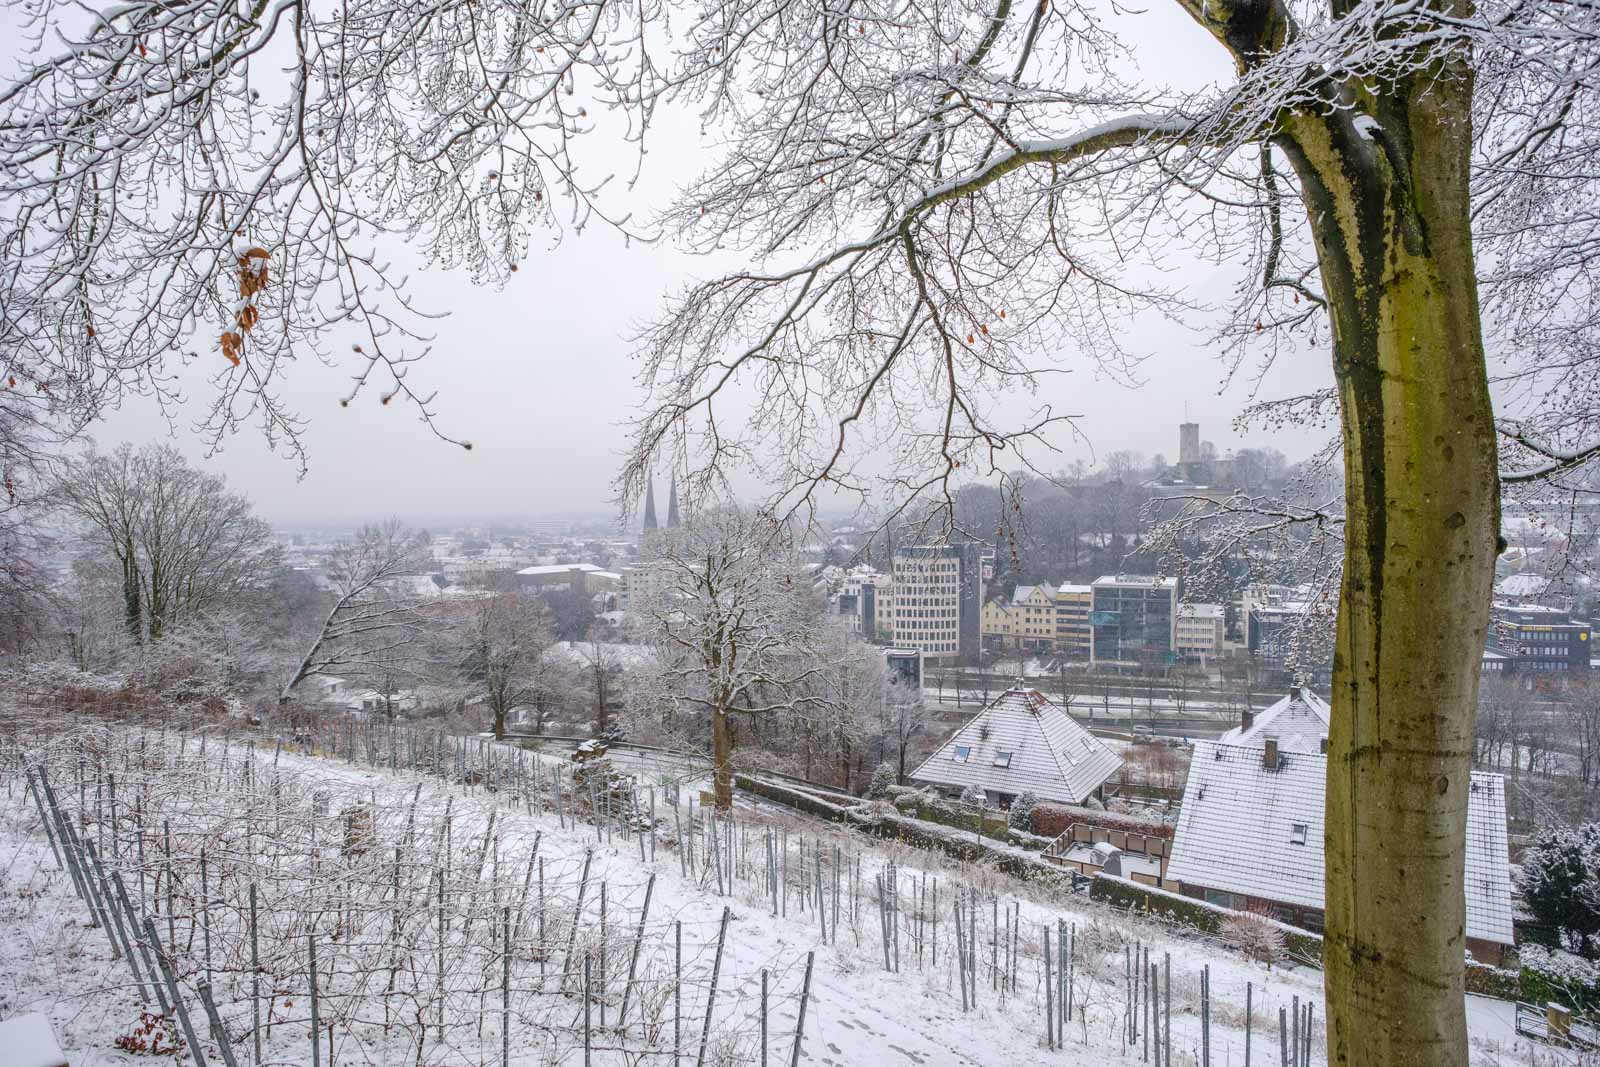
(1278, 51, 1498, 1067)
(711, 706, 733, 811)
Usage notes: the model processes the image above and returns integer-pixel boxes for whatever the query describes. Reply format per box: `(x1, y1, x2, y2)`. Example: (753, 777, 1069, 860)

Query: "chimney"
(1320, 736, 1329, 755)
(1289, 684, 1303, 702)
(1264, 738, 1280, 771)
(1241, 708, 1255, 732)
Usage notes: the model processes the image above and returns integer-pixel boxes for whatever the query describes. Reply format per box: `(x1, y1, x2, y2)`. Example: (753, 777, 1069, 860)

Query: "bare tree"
(281, 520, 432, 706)
(51, 443, 279, 642)
(452, 590, 554, 739)
(572, 624, 628, 738)
(804, 624, 888, 791)
(635, 507, 834, 809)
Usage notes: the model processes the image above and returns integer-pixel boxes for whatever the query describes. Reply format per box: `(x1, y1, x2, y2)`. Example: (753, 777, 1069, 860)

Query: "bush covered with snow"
(1518, 823, 1600, 957)
(867, 762, 897, 799)
(1520, 944, 1600, 1009)
(1007, 791, 1038, 832)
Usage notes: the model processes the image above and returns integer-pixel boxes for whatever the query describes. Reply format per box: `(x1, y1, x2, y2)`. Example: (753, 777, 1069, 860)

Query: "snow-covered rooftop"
(1093, 574, 1178, 588)
(1217, 687, 1330, 753)
(517, 563, 603, 576)
(1166, 742, 1514, 947)
(909, 688, 1124, 805)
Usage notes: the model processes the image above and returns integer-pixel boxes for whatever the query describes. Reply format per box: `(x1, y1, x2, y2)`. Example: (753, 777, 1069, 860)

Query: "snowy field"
(0, 714, 1572, 1066)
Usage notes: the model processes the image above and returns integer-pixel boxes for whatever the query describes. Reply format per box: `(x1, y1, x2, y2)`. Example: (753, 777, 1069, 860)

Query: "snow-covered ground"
(0, 719, 1570, 1066)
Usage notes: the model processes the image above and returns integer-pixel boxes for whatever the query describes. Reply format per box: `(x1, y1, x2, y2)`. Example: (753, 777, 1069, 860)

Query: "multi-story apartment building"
(829, 565, 893, 641)
(1055, 583, 1093, 660)
(1089, 575, 1180, 666)
(892, 544, 986, 665)
(980, 584, 1057, 652)
(618, 562, 675, 612)
(1175, 603, 1226, 665)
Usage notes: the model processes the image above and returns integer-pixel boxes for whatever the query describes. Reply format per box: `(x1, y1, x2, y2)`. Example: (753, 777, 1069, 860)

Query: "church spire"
(667, 474, 681, 528)
(642, 476, 658, 531)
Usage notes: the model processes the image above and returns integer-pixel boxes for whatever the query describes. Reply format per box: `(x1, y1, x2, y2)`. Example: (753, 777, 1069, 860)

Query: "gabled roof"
(1218, 688, 1331, 753)
(908, 688, 1124, 805)
(1166, 742, 1514, 947)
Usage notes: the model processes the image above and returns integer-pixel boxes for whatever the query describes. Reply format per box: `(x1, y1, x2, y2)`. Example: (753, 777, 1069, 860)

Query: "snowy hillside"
(0, 715, 1553, 1066)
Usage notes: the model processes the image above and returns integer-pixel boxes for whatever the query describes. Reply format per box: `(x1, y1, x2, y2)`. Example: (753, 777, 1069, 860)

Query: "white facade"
(892, 550, 963, 662)
(1174, 603, 1226, 663)
(619, 562, 675, 612)
(824, 565, 893, 638)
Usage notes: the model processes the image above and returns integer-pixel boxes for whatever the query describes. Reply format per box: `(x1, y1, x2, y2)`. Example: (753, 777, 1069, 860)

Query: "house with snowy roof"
(909, 687, 1123, 807)
(1218, 685, 1332, 754)
(1165, 740, 1515, 964)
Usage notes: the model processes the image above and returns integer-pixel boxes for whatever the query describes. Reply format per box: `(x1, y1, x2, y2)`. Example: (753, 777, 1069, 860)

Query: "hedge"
(1032, 802, 1174, 840)
(1464, 960, 1523, 1001)
(736, 774, 1073, 884)
(1518, 945, 1600, 1011)
(1089, 874, 1324, 966)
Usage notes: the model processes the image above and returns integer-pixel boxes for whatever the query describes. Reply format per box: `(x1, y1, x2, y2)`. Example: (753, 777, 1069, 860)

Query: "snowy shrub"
(1520, 944, 1600, 1010)
(1519, 823, 1600, 956)
(959, 784, 984, 807)
(1007, 791, 1039, 832)
(1521, 944, 1600, 987)
(1221, 908, 1288, 967)
(1081, 795, 1105, 811)
(867, 762, 897, 799)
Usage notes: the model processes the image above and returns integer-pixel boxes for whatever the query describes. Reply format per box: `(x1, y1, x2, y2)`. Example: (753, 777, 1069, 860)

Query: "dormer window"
(952, 745, 972, 763)
(993, 751, 1014, 768)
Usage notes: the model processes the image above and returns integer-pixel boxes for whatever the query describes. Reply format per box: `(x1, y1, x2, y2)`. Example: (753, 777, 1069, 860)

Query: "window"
(1290, 822, 1308, 845)
(952, 745, 972, 763)
(993, 751, 1014, 768)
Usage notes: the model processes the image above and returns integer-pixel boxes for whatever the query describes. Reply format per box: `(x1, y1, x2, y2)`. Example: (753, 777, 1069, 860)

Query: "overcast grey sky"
(87, 3, 1338, 527)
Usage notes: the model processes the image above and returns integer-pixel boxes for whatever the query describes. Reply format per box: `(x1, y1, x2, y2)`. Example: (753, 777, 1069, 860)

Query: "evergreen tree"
(1008, 791, 1039, 833)
(867, 762, 897, 800)
(1520, 824, 1600, 957)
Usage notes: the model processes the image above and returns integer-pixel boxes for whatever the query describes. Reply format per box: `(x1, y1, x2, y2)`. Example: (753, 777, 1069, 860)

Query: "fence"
(2, 706, 1328, 1066)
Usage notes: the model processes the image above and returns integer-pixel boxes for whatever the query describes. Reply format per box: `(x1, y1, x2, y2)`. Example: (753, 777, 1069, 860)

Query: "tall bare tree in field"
(11, 0, 1600, 1059)
(636, 507, 834, 809)
(51, 443, 279, 642)
(451, 589, 554, 739)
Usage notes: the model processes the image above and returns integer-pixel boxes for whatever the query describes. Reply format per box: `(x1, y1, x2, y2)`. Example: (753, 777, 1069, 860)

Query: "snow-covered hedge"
(736, 773, 1070, 881)
(1520, 944, 1600, 1010)
(1464, 959, 1522, 1001)
(1089, 874, 1324, 966)
(1031, 802, 1173, 840)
